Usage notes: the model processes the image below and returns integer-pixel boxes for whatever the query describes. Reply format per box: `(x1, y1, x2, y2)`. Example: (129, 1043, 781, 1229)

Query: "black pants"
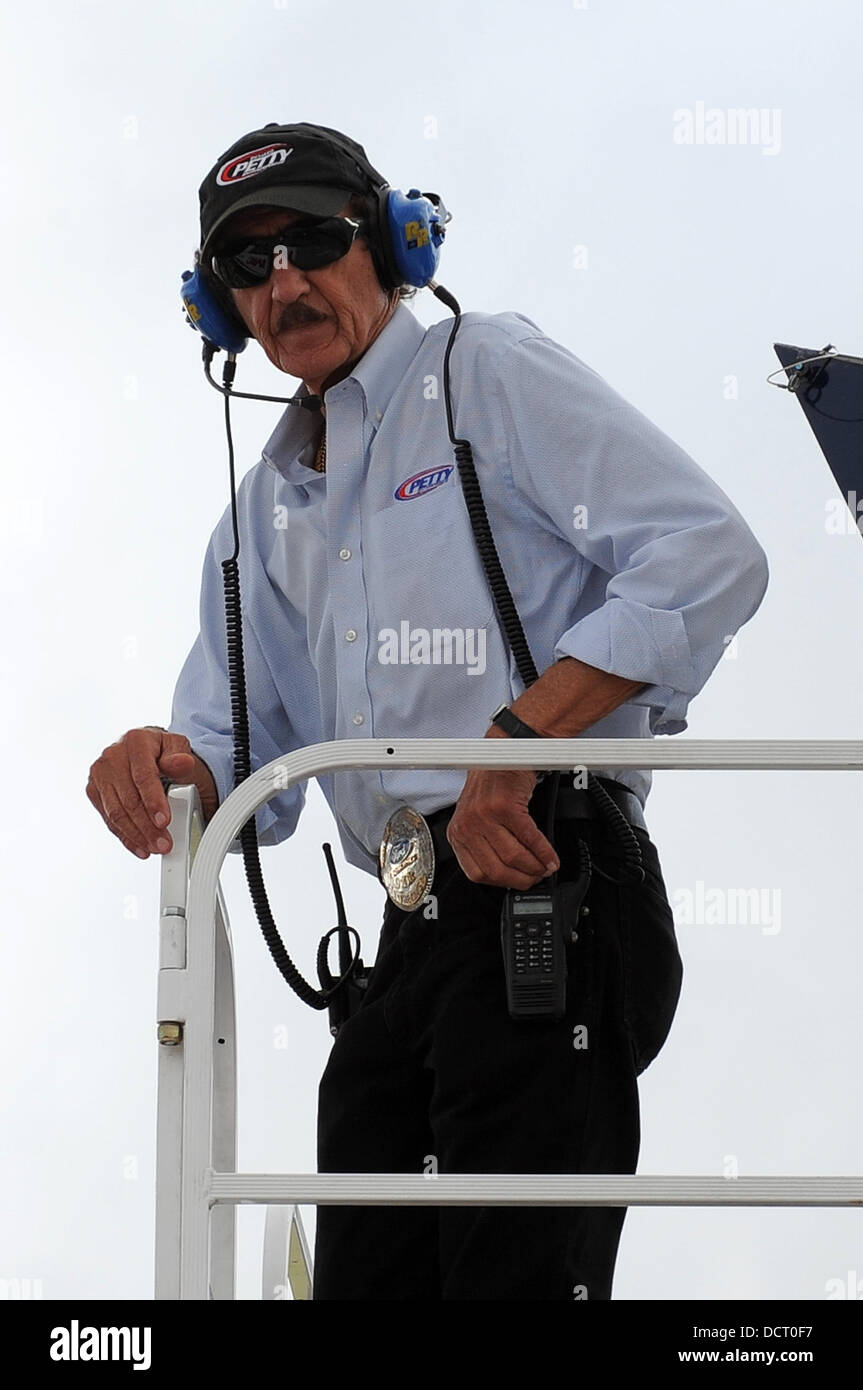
(313, 813, 683, 1300)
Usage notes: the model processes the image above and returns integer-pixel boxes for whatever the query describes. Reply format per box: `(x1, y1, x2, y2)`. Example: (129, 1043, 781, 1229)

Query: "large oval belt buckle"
(379, 805, 435, 910)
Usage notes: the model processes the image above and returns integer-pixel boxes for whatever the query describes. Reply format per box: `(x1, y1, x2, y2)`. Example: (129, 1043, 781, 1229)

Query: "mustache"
(275, 304, 329, 334)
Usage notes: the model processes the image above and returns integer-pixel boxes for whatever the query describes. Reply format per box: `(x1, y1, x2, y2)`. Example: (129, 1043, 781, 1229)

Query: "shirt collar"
(261, 302, 427, 483)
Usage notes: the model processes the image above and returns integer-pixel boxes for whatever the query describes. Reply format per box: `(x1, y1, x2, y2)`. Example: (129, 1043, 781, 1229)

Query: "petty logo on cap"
(217, 144, 294, 185)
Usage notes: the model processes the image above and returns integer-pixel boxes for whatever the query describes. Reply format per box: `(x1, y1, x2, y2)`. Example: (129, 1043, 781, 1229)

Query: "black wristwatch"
(490, 703, 543, 739)
(489, 703, 550, 781)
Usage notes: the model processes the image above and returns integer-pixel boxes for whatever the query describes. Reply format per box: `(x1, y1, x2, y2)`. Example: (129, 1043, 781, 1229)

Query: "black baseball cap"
(198, 122, 387, 259)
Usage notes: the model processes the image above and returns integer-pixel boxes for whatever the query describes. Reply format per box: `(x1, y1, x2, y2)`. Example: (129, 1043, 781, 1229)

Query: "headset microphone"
(200, 339, 323, 411)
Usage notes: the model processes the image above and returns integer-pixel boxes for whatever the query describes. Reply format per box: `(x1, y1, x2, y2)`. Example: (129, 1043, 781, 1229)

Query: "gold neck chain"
(311, 418, 326, 473)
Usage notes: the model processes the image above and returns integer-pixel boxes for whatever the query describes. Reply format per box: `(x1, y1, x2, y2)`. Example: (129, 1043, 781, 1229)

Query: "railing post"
(154, 786, 201, 1299)
(209, 888, 237, 1299)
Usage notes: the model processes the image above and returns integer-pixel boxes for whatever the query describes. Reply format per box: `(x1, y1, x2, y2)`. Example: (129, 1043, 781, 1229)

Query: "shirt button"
(375, 409, 383, 422)
(345, 629, 358, 642)
(352, 712, 365, 726)
(339, 547, 351, 561)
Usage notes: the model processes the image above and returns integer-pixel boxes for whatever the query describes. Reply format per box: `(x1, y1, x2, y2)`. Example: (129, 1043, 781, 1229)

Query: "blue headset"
(180, 124, 451, 355)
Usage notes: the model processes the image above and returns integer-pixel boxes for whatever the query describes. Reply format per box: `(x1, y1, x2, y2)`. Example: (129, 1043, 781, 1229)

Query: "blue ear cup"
(381, 187, 448, 288)
(181, 265, 249, 353)
(361, 184, 448, 293)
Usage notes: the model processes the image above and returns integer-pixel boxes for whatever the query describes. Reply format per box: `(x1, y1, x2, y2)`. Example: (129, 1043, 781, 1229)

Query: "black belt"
(423, 775, 646, 872)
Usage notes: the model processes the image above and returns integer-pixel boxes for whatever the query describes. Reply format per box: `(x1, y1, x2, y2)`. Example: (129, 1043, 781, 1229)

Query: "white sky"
(2, 0, 863, 1302)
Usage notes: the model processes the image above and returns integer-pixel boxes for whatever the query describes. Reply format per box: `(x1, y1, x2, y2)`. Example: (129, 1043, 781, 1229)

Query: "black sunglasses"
(211, 215, 363, 289)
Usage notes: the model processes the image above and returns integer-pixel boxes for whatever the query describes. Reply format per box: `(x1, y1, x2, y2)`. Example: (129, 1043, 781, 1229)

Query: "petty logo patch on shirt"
(393, 464, 454, 501)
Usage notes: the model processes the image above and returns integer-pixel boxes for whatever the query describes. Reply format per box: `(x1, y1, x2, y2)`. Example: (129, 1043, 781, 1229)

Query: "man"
(86, 122, 769, 1300)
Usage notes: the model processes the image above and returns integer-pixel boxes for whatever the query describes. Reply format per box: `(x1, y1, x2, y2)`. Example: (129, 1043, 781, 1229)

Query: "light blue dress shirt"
(166, 302, 769, 875)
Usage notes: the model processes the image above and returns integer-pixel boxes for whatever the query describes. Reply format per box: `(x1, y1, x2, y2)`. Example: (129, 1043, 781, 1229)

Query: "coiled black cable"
(218, 367, 361, 1008)
(432, 282, 644, 887)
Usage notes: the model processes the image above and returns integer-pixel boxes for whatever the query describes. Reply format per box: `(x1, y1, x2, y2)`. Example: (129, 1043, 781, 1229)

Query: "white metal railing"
(155, 738, 863, 1300)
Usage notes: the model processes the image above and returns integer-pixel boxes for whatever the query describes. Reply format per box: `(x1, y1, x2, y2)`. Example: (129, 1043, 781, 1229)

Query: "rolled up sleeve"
(494, 333, 770, 733)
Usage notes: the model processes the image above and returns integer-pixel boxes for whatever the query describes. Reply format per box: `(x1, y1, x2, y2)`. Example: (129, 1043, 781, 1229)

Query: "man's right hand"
(86, 727, 219, 859)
